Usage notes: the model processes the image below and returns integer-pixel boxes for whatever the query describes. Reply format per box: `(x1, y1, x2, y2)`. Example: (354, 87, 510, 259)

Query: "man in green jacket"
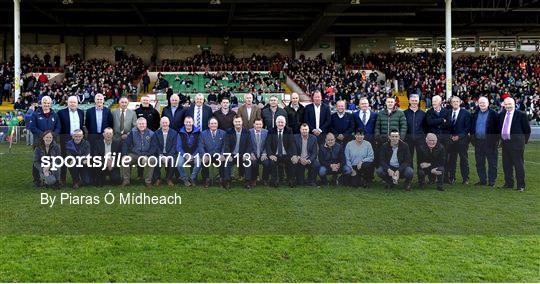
(375, 97, 408, 145)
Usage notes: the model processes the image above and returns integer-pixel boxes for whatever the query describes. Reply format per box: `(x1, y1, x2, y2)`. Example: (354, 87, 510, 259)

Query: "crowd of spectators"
(287, 52, 540, 122)
(156, 52, 284, 72)
(1, 53, 146, 112)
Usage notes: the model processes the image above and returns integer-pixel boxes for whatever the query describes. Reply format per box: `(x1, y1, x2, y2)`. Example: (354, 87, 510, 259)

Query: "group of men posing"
(30, 89, 531, 192)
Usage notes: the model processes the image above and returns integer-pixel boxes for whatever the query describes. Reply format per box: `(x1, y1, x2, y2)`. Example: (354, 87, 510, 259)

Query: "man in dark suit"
(353, 98, 377, 143)
(185, 93, 213, 131)
(58, 95, 84, 184)
(470, 96, 500, 187)
(265, 115, 297, 187)
(197, 117, 226, 188)
(330, 100, 355, 144)
(446, 96, 471, 185)
(248, 118, 269, 187)
(293, 123, 320, 186)
(303, 90, 331, 144)
(426, 95, 450, 146)
(161, 94, 185, 132)
(499, 97, 531, 192)
(85, 93, 113, 146)
(92, 127, 121, 186)
(222, 115, 253, 189)
(151, 117, 178, 186)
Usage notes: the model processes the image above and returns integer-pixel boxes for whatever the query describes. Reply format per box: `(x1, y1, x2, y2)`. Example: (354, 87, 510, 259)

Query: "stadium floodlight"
(350, 0, 360, 4)
(62, 0, 74, 4)
(210, 0, 221, 4)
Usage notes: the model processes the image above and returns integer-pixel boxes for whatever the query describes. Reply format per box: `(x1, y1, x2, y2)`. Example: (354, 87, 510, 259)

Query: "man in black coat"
(417, 133, 446, 191)
(284, 92, 305, 134)
(499, 97, 531, 191)
(376, 129, 413, 191)
(135, 95, 160, 131)
(470, 96, 500, 187)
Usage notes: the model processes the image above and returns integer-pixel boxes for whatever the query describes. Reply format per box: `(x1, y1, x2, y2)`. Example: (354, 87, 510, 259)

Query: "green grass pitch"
(0, 143, 539, 282)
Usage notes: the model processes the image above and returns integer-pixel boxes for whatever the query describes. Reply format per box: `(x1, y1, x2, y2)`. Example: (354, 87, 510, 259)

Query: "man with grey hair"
(265, 115, 297, 187)
(426, 95, 450, 145)
(185, 93, 212, 131)
(499, 97, 531, 192)
(58, 95, 85, 185)
(113, 97, 137, 140)
(29, 95, 62, 187)
(85, 93, 113, 146)
(470, 96, 500, 187)
(446, 96, 471, 185)
(121, 117, 155, 187)
(65, 129, 92, 189)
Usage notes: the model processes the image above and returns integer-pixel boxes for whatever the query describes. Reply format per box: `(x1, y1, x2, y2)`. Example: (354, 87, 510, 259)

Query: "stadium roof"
(1, 0, 539, 49)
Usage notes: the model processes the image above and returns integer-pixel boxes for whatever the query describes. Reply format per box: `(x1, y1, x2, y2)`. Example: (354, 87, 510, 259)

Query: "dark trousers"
(95, 167, 121, 186)
(200, 156, 224, 182)
(376, 166, 413, 185)
(418, 166, 444, 186)
(344, 161, 374, 186)
(250, 157, 270, 182)
(474, 139, 498, 185)
(68, 166, 92, 185)
(223, 158, 251, 182)
(501, 141, 526, 188)
(295, 160, 321, 185)
(446, 141, 469, 181)
(269, 155, 294, 185)
(152, 155, 177, 181)
(406, 136, 424, 169)
(59, 135, 69, 183)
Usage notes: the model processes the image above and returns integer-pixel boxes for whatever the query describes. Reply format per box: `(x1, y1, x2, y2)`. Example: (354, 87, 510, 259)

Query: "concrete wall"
(295, 36, 335, 60)
(1, 34, 293, 63)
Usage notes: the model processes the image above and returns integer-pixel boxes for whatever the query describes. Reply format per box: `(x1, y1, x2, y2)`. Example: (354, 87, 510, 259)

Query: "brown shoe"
(145, 182, 152, 188)
(167, 179, 174, 186)
(72, 182, 79, 189)
(121, 181, 130, 187)
(154, 179, 161, 186)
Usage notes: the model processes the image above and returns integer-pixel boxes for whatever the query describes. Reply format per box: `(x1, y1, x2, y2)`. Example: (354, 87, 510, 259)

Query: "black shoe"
(462, 179, 469, 185)
(488, 183, 495, 188)
(418, 183, 425, 190)
(288, 181, 296, 188)
(474, 182, 486, 186)
(384, 182, 391, 190)
(307, 182, 317, 187)
(517, 187, 525, 192)
(404, 184, 412, 191)
(498, 184, 513, 189)
(244, 182, 252, 190)
(437, 185, 445, 191)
